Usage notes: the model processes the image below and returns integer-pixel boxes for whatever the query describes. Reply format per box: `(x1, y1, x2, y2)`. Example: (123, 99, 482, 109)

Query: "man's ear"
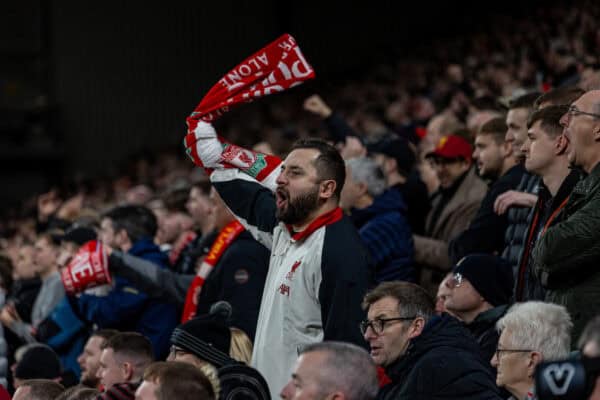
(325, 391, 346, 400)
(122, 361, 134, 381)
(526, 351, 543, 378)
(593, 123, 600, 142)
(556, 134, 569, 155)
(356, 182, 369, 197)
(501, 140, 513, 158)
(408, 317, 426, 339)
(320, 180, 337, 200)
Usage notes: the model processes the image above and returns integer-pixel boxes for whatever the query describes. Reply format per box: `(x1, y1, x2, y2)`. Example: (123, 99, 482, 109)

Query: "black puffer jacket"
(377, 314, 502, 400)
(501, 173, 539, 275)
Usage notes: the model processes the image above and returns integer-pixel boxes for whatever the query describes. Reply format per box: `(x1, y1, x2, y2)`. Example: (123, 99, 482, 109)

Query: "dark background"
(0, 0, 550, 208)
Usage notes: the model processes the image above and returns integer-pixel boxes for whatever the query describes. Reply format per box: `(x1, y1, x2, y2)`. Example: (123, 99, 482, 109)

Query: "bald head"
(559, 90, 600, 173)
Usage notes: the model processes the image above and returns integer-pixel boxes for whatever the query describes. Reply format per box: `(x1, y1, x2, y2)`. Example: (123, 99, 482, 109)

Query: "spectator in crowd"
(6, 242, 41, 333)
(533, 89, 600, 341)
(77, 329, 119, 389)
(1, 234, 64, 344)
(496, 93, 540, 272)
(96, 332, 154, 399)
(12, 379, 64, 400)
(341, 157, 414, 282)
(514, 105, 579, 302)
(135, 361, 215, 400)
(12, 345, 62, 388)
(414, 134, 487, 283)
(172, 180, 215, 275)
(450, 117, 524, 262)
(108, 189, 270, 339)
(168, 313, 270, 400)
(367, 135, 430, 236)
(73, 205, 178, 359)
(491, 302, 572, 400)
(186, 132, 372, 399)
(154, 186, 194, 253)
(193, 188, 270, 339)
(361, 281, 501, 399)
(280, 341, 378, 400)
(444, 254, 513, 366)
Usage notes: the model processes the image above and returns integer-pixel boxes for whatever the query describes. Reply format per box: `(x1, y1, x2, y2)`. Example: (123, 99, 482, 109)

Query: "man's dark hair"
(91, 329, 119, 346)
(143, 361, 215, 400)
(18, 379, 65, 400)
(527, 105, 568, 137)
(162, 186, 191, 212)
(478, 117, 508, 144)
(102, 332, 154, 362)
(191, 179, 212, 196)
(509, 92, 541, 111)
(578, 315, 600, 353)
(534, 86, 585, 109)
(291, 139, 346, 198)
(362, 282, 435, 323)
(103, 205, 157, 243)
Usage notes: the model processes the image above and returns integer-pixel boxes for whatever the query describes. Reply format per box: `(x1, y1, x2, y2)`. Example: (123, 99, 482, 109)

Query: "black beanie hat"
(171, 313, 232, 368)
(453, 254, 514, 307)
(14, 345, 62, 380)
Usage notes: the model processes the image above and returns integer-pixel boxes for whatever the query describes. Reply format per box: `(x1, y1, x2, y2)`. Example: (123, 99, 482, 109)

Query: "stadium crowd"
(1, 1, 600, 399)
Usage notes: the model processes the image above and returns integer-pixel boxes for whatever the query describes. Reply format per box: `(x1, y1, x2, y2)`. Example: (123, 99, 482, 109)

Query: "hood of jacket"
(386, 314, 484, 381)
(351, 189, 406, 228)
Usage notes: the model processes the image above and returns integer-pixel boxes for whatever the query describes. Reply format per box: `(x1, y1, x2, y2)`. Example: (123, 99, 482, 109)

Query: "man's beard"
(276, 185, 321, 226)
(80, 373, 100, 389)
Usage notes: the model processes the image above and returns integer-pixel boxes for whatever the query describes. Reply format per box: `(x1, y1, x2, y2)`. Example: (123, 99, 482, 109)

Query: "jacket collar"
(572, 162, 600, 196)
(286, 207, 343, 242)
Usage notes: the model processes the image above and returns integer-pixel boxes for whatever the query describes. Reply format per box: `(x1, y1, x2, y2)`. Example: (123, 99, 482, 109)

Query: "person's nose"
(279, 380, 294, 400)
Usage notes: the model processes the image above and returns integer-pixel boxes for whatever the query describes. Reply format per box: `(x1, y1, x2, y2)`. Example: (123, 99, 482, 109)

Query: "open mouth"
(276, 188, 288, 209)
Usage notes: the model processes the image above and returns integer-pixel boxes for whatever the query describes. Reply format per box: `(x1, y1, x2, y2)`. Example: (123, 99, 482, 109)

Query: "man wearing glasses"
(533, 89, 600, 342)
(361, 281, 501, 400)
(444, 254, 513, 367)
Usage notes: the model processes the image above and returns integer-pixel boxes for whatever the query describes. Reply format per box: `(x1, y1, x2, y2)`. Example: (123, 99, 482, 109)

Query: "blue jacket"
(76, 238, 178, 359)
(351, 189, 415, 282)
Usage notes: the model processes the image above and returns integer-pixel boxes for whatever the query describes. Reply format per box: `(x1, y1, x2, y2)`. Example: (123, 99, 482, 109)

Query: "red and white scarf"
(184, 34, 315, 183)
(181, 220, 245, 322)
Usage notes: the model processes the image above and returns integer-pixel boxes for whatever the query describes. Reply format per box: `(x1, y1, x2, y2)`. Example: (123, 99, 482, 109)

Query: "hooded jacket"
(378, 314, 502, 400)
(351, 189, 414, 282)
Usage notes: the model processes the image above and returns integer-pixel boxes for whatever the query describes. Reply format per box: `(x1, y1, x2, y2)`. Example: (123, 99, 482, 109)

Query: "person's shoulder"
(97, 382, 139, 400)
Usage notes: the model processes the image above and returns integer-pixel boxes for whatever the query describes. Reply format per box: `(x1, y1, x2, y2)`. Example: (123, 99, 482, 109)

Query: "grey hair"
(496, 301, 572, 361)
(300, 341, 379, 400)
(346, 157, 386, 197)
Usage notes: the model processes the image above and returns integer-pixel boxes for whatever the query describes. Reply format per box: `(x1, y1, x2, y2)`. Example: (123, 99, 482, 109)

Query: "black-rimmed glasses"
(360, 317, 415, 335)
(495, 347, 532, 359)
(567, 105, 600, 120)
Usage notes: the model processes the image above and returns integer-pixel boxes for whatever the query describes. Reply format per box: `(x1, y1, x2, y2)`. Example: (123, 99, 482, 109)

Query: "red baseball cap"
(426, 135, 472, 161)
